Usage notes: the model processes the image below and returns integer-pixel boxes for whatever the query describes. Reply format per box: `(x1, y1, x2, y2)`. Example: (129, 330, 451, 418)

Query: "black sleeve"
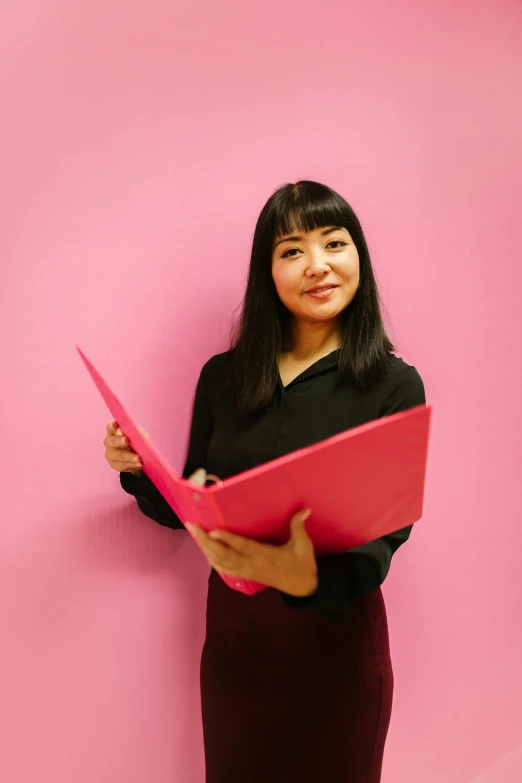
(119, 362, 213, 531)
(280, 364, 426, 614)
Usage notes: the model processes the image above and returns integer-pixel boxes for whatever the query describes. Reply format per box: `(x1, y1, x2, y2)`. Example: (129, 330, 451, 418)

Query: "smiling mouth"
(305, 284, 338, 294)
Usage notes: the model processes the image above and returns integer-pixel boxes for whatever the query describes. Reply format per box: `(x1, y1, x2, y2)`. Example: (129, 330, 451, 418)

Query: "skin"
(272, 223, 360, 370)
(103, 224, 360, 597)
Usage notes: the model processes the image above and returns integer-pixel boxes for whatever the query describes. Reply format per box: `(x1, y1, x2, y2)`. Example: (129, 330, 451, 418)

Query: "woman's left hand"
(185, 494, 318, 598)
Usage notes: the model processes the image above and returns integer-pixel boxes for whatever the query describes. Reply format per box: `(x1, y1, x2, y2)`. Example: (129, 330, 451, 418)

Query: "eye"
(281, 239, 347, 258)
(327, 240, 347, 249)
(280, 239, 348, 258)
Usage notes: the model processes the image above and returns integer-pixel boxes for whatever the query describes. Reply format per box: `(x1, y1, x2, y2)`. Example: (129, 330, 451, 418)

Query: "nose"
(305, 251, 331, 276)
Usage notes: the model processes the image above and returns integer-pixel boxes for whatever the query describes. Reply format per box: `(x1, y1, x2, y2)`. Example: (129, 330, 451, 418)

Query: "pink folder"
(78, 346, 432, 595)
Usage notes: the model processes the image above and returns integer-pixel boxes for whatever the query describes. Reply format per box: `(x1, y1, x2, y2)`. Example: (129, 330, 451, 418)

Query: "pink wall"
(1, 1, 521, 781)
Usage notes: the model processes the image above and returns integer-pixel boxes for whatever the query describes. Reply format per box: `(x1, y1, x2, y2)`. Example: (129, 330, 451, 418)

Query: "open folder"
(78, 346, 432, 596)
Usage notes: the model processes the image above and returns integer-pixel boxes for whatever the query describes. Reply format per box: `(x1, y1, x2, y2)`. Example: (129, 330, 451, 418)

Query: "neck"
(285, 318, 340, 360)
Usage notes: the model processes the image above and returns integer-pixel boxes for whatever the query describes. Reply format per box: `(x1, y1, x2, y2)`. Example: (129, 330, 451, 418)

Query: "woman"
(103, 180, 426, 782)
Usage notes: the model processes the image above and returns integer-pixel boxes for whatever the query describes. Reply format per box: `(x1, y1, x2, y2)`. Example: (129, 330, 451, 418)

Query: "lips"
(305, 284, 338, 294)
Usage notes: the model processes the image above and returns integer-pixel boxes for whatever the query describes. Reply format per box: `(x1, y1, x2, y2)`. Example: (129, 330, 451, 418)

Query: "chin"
(303, 308, 340, 321)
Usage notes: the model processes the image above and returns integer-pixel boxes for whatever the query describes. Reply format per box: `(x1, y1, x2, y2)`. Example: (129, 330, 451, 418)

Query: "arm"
(280, 364, 426, 613)
(119, 363, 213, 530)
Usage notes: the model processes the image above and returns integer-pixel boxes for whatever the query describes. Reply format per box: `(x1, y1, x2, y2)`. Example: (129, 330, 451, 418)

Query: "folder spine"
(189, 488, 227, 531)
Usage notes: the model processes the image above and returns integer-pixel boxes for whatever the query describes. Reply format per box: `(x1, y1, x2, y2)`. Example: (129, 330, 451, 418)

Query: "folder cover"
(78, 346, 432, 595)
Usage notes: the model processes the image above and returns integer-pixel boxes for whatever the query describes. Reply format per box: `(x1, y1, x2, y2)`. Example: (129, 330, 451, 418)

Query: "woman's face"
(271, 225, 360, 323)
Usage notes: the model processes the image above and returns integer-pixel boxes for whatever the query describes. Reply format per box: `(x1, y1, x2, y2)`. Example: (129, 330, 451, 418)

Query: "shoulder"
(200, 349, 234, 377)
(196, 349, 235, 392)
(385, 352, 424, 384)
(378, 353, 426, 415)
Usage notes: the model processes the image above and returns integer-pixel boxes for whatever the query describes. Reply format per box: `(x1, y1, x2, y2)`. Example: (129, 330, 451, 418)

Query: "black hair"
(229, 180, 395, 414)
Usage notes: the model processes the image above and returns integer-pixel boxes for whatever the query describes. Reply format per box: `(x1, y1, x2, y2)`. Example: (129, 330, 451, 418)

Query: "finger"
(118, 464, 143, 473)
(106, 446, 142, 467)
(105, 433, 135, 450)
(207, 528, 260, 556)
(108, 460, 142, 474)
(292, 508, 311, 524)
(187, 526, 238, 571)
(107, 457, 142, 473)
(288, 509, 314, 551)
(105, 427, 149, 450)
(105, 421, 123, 435)
(186, 524, 225, 556)
(104, 424, 124, 442)
(211, 561, 247, 578)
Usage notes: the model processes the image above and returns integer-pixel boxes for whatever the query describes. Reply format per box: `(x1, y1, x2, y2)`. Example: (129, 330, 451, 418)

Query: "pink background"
(1, 1, 521, 781)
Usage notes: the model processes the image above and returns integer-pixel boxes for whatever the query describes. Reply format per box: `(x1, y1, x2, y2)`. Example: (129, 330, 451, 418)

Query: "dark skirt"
(200, 569, 394, 783)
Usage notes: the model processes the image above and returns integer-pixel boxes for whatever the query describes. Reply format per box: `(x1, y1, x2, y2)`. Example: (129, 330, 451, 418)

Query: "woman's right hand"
(103, 420, 148, 476)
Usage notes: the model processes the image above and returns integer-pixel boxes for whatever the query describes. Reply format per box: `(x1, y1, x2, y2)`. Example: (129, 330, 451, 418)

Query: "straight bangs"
(268, 182, 353, 246)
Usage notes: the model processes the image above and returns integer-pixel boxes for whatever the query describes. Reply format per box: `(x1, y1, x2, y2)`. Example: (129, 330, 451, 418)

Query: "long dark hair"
(229, 180, 395, 414)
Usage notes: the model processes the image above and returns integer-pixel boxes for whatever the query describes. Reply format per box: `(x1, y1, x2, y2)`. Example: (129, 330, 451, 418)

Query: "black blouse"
(120, 349, 426, 614)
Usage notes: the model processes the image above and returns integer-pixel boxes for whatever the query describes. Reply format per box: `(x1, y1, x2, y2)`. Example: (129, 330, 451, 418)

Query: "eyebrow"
(273, 226, 346, 250)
